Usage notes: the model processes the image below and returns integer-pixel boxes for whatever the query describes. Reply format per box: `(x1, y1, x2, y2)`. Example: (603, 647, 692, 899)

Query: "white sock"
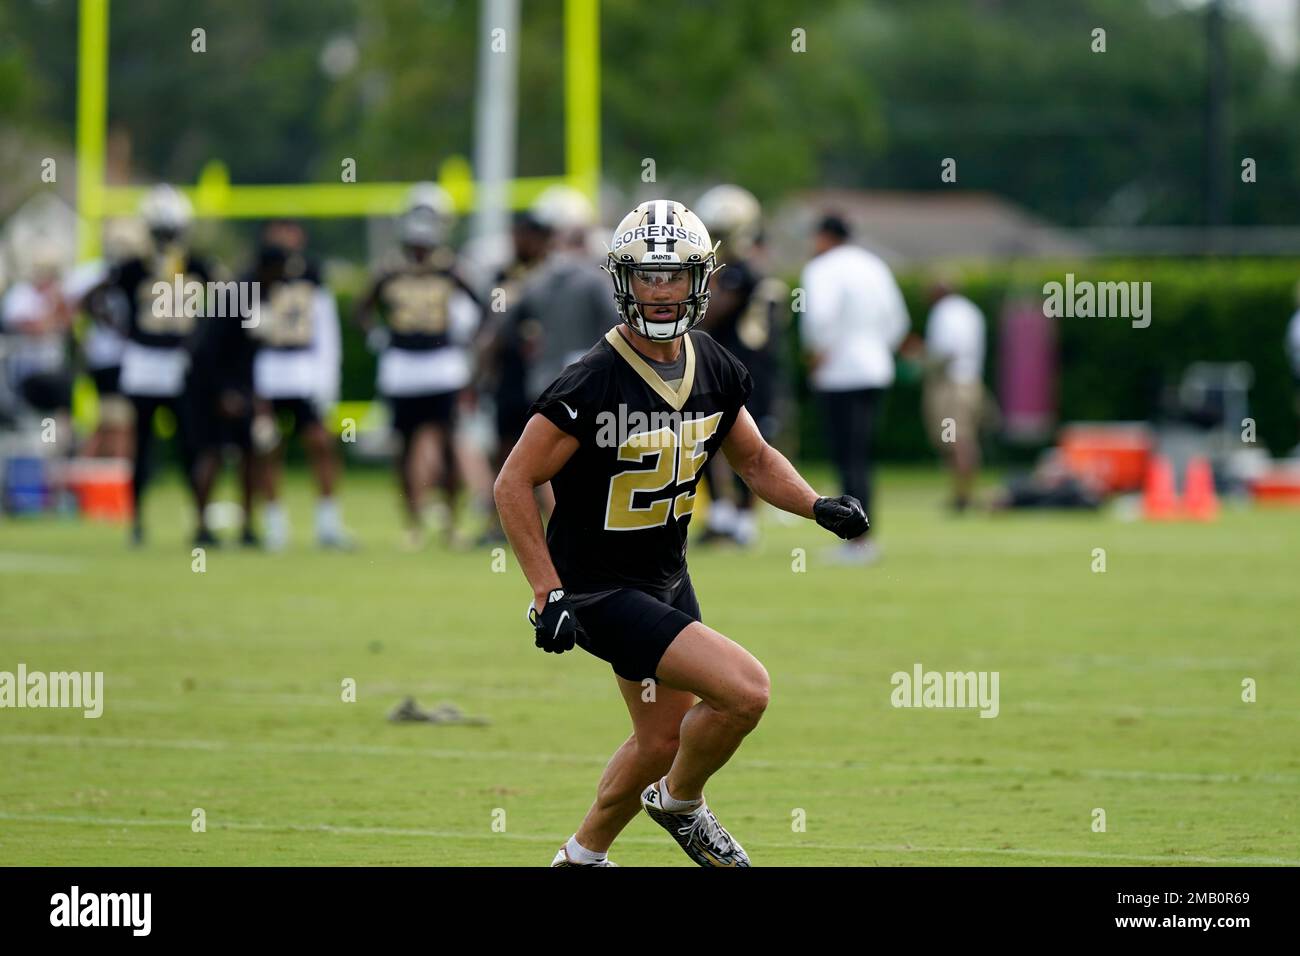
(708, 499, 737, 534)
(564, 834, 607, 865)
(734, 509, 758, 545)
(659, 776, 702, 812)
(264, 502, 288, 538)
(315, 497, 341, 537)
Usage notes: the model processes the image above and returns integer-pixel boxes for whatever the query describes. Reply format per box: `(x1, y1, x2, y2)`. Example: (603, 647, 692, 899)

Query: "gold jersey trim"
(604, 326, 696, 411)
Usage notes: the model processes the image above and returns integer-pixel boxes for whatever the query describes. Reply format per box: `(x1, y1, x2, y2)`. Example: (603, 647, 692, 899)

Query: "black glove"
(528, 589, 585, 654)
(814, 495, 869, 539)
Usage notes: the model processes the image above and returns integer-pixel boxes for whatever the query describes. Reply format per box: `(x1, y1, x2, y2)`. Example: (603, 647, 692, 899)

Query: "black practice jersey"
(247, 260, 324, 352)
(529, 327, 753, 592)
(372, 258, 479, 352)
(710, 258, 787, 412)
(107, 252, 214, 349)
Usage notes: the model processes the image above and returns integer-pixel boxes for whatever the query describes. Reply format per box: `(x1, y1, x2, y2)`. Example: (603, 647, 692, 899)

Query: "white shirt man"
(800, 239, 909, 391)
(925, 293, 985, 385)
(798, 216, 909, 562)
(921, 290, 988, 511)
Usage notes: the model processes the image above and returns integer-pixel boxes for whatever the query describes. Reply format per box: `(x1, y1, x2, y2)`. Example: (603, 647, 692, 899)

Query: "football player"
(186, 239, 265, 547)
(474, 209, 551, 545)
(354, 185, 482, 549)
(247, 220, 350, 551)
(83, 186, 215, 546)
(694, 184, 789, 547)
(494, 200, 868, 867)
(76, 218, 150, 459)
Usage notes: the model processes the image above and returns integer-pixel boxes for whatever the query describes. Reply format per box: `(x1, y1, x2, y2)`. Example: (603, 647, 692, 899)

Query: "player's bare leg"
(398, 424, 437, 545)
(454, 432, 495, 534)
(567, 677, 696, 858)
(655, 622, 769, 797)
(238, 449, 258, 545)
(951, 432, 980, 510)
(422, 423, 459, 545)
(302, 420, 350, 548)
(638, 621, 768, 865)
(301, 420, 338, 498)
(256, 437, 284, 550)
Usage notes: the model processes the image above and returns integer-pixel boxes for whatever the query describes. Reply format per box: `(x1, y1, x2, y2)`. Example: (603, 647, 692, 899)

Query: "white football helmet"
(139, 185, 193, 242)
(695, 184, 761, 255)
(401, 182, 455, 248)
(603, 199, 719, 341)
(103, 218, 151, 264)
(531, 185, 596, 233)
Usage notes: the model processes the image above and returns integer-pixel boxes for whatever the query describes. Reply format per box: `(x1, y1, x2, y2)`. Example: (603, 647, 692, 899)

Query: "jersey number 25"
(604, 412, 723, 531)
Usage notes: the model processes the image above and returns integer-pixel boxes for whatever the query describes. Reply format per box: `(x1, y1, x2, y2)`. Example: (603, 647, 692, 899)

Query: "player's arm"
(78, 274, 121, 327)
(352, 278, 391, 353)
(352, 279, 379, 329)
(722, 407, 869, 538)
(493, 412, 580, 610)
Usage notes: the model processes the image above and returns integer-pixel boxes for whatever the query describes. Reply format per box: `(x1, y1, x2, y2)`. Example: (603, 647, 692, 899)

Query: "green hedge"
(791, 259, 1300, 462)
(332, 260, 1300, 461)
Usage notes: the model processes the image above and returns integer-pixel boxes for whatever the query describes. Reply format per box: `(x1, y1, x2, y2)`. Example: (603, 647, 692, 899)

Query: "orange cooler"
(1058, 424, 1154, 494)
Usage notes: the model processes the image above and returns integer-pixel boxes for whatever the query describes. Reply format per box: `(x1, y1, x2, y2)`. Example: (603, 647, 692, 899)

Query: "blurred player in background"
(514, 185, 616, 406)
(84, 185, 215, 546)
(355, 184, 481, 549)
(506, 186, 617, 521)
(247, 220, 348, 551)
(496, 200, 868, 867)
(475, 209, 551, 545)
(800, 213, 909, 565)
(695, 184, 789, 547)
(900, 278, 990, 512)
(186, 239, 264, 547)
(76, 219, 149, 459)
(1, 242, 76, 438)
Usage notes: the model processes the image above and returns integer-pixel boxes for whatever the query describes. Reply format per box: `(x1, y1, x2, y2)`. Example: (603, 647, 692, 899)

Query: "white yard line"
(0, 553, 85, 574)
(2, 733, 1298, 784)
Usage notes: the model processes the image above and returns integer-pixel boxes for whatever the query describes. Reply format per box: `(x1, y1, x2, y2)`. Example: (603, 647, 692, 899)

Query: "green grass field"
(1, 466, 1297, 866)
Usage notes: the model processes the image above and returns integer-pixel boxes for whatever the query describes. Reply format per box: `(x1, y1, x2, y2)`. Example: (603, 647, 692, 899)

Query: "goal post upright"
(76, 0, 602, 259)
(75, 0, 109, 261)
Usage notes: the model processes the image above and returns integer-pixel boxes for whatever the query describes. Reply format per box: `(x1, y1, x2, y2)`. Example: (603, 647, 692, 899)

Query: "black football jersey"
(711, 258, 786, 412)
(109, 252, 214, 349)
(247, 259, 324, 351)
(529, 326, 753, 593)
(373, 259, 479, 351)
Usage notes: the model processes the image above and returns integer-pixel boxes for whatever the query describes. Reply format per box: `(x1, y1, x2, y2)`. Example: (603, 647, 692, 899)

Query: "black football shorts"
(270, 397, 322, 435)
(570, 576, 701, 683)
(389, 390, 457, 440)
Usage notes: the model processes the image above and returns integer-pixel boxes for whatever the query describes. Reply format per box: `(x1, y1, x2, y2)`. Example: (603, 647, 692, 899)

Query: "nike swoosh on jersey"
(559, 401, 578, 419)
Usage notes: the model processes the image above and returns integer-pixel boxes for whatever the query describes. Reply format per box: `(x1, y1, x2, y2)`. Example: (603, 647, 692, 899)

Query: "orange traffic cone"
(1183, 456, 1219, 521)
(1142, 455, 1180, 520)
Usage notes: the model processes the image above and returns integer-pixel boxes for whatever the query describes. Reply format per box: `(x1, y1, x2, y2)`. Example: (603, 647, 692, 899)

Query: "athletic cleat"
(317, 528, 357, 552)
(550, 846, 617, 867)
(641, 781, 750, 867)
